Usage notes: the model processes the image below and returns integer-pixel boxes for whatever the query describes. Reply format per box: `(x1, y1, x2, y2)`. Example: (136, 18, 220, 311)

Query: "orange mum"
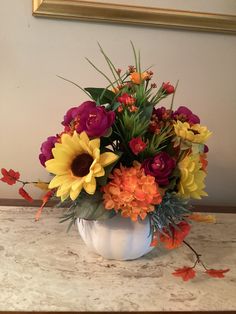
(102, 164, 162, 221)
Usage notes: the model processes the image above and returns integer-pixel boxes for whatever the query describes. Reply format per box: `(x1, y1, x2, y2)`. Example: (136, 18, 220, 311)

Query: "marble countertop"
(0, 206, 235, 312)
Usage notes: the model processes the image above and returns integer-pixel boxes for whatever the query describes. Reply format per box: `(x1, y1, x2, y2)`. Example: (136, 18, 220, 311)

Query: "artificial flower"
(0, 168, 20, 185)
(117, 93, 138, 113)
(177, 154, 208, 199)
(39, 136, 58, 167)
(45, 131, 118, 201)
(162, 82, 175, 94)
(130, 71, 149, 84)
(199, 153, 208, 172)
(173, 106, 200, 125)
(18, 187, 33, 202)
(142, 152, 176, 186)
(129, 137, 147, 155)
(62, 101, 115, 138)
(174, 121, 212, 144)
(154, 106, 173, 121)
(118, 93, 136, 106)
(149, 106, 173, 133)
(103, 163, 162, 221)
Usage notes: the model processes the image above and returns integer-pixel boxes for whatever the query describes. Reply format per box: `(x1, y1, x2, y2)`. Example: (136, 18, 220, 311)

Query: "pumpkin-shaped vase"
(77, 214, 154, 260)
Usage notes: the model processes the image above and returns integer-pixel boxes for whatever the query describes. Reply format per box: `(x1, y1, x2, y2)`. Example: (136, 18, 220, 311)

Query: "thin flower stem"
(182, 241, 212, 272)
(183, 240, 201, 261)
(199, 260, 209, 271)
(98, 43, 121, 84)
(170, 80, 179, 111)
(56, 75, 92, 99)
(130, 41, 138, 70)
(85, 58, 115, 89)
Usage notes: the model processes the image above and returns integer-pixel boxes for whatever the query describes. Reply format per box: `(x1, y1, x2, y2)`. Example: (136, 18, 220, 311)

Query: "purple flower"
(39, 136, 58, 167)
(173, 106, 200, 125)
(204, 144, 209, 153)
(142, 152, 176, 186)
(153, 106, 173, 121)
(62, 101, 115, 137)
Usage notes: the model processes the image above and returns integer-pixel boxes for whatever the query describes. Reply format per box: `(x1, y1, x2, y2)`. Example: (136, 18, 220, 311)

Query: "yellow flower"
(45, 131, 118, 201)
(174, 121, 212, 144)
(130, 71, 149, 84)
(177, 154, 208, 199)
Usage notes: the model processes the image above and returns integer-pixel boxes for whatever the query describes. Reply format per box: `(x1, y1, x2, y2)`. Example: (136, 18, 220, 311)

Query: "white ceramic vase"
(77, 214, 154, 260)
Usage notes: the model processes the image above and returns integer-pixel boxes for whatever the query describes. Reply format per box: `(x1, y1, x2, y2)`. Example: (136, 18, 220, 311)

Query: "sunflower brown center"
(71, 153, 93, 177)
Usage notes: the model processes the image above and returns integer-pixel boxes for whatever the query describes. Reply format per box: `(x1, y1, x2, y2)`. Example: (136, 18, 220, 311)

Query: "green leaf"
(139, 101, 154, 121)
(103, 127, 113, 138)
(110, 102, 121, 111)
(85, 87, 116, 104)
(74, 191, 116, 220)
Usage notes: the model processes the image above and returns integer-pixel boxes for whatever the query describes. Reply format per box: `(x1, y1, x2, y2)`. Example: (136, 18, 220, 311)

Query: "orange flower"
(130, 72, 149, 84)
(102, 163, 162, 221)
(199, 153, 208, 172)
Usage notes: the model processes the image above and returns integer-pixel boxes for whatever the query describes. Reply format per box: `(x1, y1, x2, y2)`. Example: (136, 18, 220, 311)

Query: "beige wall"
(0, 0, 236, 205)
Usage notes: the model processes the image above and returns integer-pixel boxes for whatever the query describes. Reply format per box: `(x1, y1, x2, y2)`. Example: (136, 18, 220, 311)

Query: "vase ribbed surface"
(77, 214, 154, 260)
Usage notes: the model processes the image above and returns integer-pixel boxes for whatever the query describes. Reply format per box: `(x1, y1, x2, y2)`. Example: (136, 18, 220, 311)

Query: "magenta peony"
(173, 106, 200, 125)
(39, 136, 58, 167)
(142, 152, 176, 186)
(62, 101, 115, 137)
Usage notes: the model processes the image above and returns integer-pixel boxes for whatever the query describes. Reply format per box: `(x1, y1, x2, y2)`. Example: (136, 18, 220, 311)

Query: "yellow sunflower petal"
(45, 160, 69, 175)
(56, 186, 70, 197)
(70, 185, 83, 200)
(100, 152, 119, 167)
(83, 177, 96, 194)
(94, 168, 105, 177)
(89, 138, 100, 151)
(92, 147, 100, 160)
(61, 133, 74, 148)
(79, 131, 90, 145)
(85, 170, 94, 183)
(71, 132, 84, 153)
(51, 148, 72, 163)
(92, 163, 102, 174)
(48, 174, 74, 189)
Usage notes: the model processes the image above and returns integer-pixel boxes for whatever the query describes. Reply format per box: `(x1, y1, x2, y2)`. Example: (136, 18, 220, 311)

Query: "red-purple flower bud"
(162, 82, 175, 94)
(129, 137, 147, 155)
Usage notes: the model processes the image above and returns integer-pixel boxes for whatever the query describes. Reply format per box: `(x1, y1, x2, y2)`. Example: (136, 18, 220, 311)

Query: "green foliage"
(60, 191, 116, 231)
(144, 125, 173, 158)
(116, 110, 149, 143)
(149, 193, 191, 234)
(85, 87, 116, 105)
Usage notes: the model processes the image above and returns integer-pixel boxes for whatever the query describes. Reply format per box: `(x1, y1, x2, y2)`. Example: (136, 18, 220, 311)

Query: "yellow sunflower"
(45, 131, 119, 201)
(177, 154, 208, 199)
(174, 121, 212, 144)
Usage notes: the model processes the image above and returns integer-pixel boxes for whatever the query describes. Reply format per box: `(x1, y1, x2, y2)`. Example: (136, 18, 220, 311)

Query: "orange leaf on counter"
(172, 266, 196, 281)
(205, 269, 230, 278)
(188, 213, 216, 223)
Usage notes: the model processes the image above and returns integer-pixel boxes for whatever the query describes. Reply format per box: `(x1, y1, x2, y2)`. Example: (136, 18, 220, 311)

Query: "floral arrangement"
(1, 43, 229, 281)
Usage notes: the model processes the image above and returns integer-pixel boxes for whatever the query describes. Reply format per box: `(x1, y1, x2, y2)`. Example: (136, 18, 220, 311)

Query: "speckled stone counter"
(0, 206, 235, 311)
